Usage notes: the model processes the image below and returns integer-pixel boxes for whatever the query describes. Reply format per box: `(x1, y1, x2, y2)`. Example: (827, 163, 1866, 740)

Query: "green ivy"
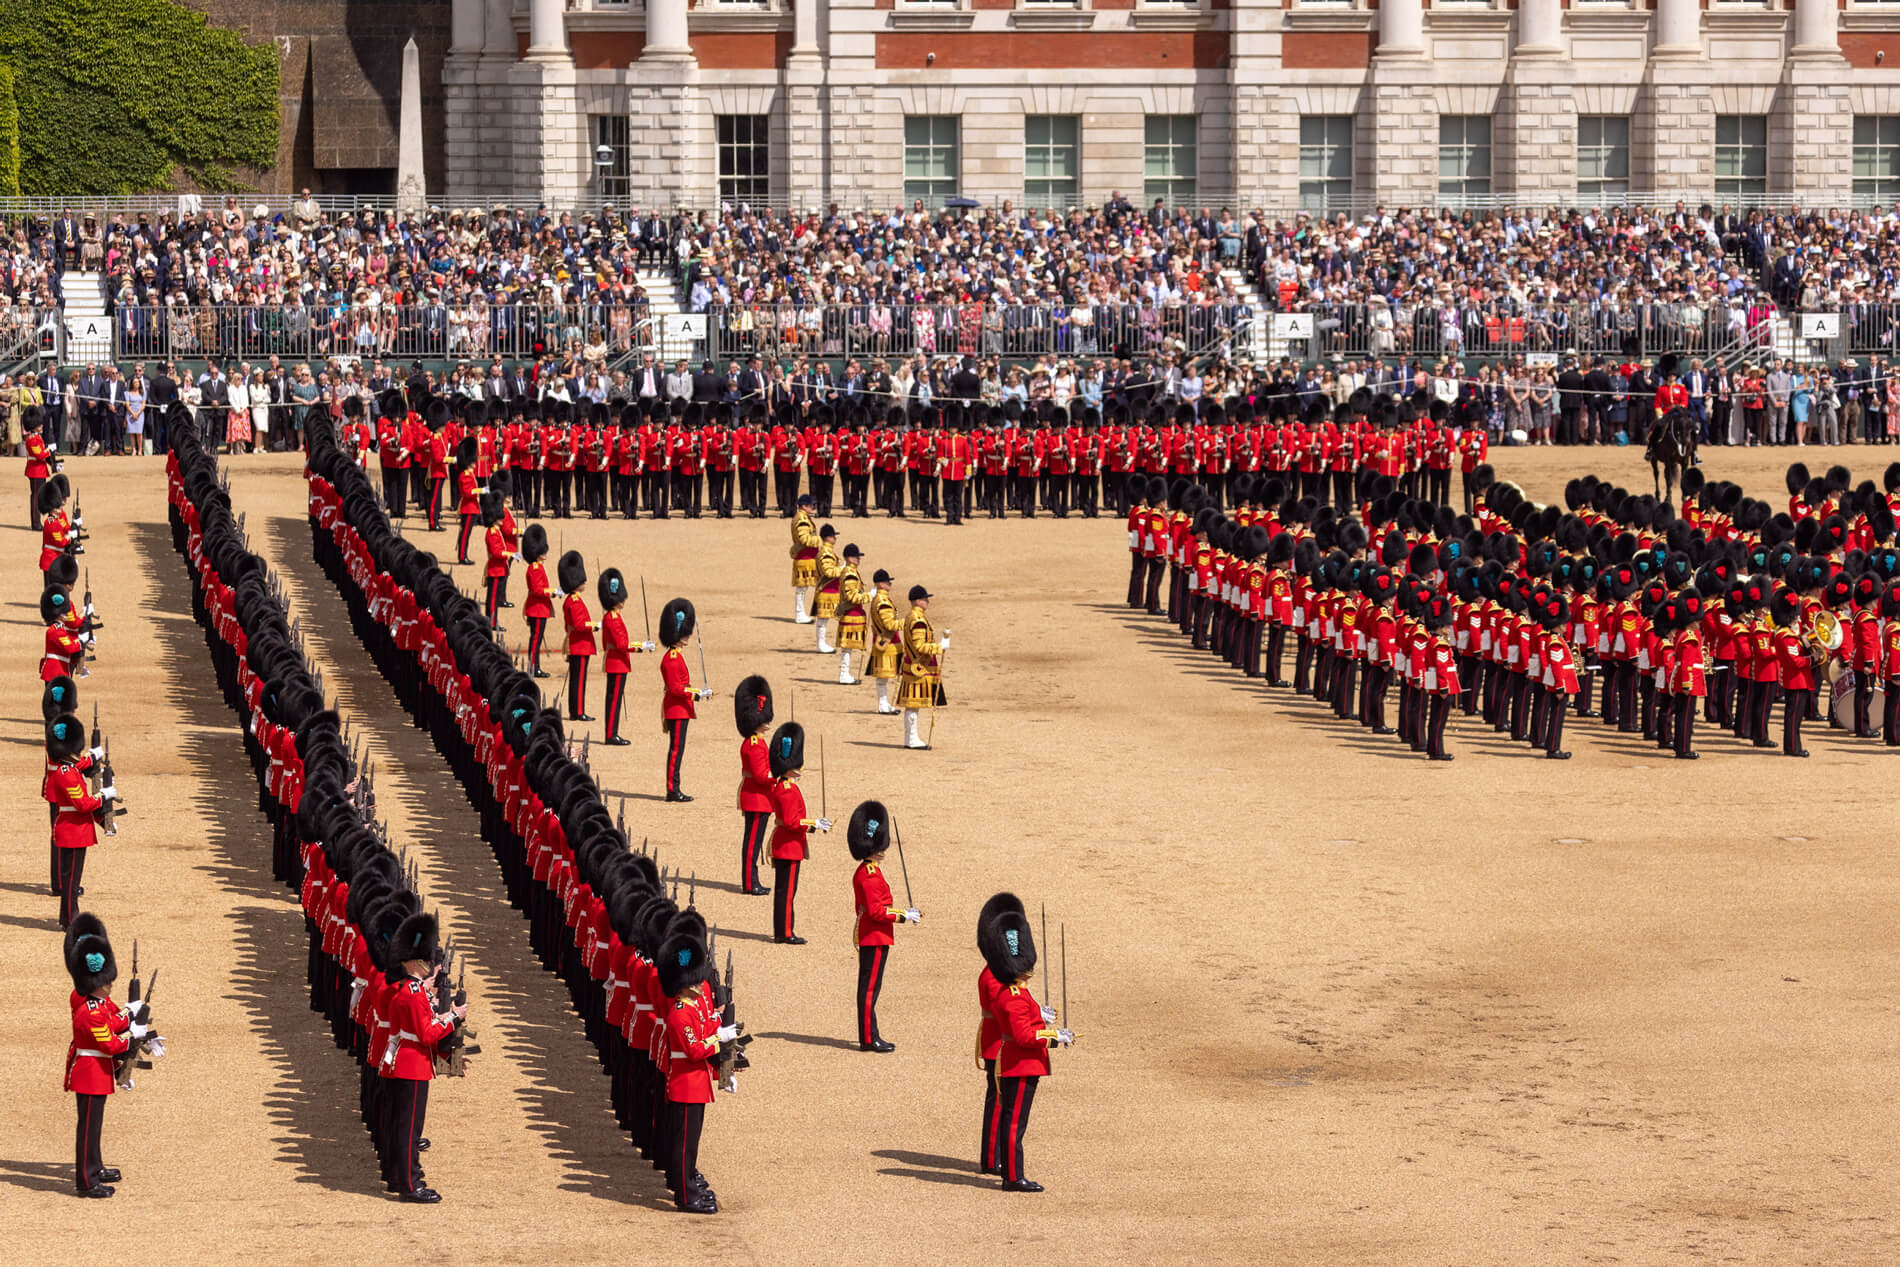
(0, 0, 278, 194)
(0, 66, 19, 198)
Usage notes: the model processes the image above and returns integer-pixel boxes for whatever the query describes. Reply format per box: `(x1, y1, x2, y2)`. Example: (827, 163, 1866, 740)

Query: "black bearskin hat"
(46, 553, 79, 590)
(977, 892, 1025, 950)
(656, 929, 714, 997)
(41, 585, 74, 627)
(521, 522, 549, 563)
(393, 911, 440, 969)
(65, 912, 116, 993)
(557, 550, 587, 594)
(980, 909, 1037, 982)
(37, 480, 65, 515)
(598, 567, 629, 611)
(479, 489, 503, 527)
(768, 722, 804, 777)
(847, 800, 891, 862)
(734, 674, 773, 736)
(46, 711, 85, 761)
(43, 674, 78, 722)
(658, 597, 695, 647)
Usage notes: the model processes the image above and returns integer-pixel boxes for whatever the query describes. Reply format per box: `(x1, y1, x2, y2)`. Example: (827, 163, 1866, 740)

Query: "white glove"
(89, 746, 105, 761)
(815, 818, 833, 833)
(640, 641, 657, 653)
(124, 1000, 150, 1024)
(551, 589, 564, 601)
(902, 908, 922, 924)
(129, 1022, 149, 1040)
(1053, 1028, 1075, 1046)
(715, 1024, 739, 1043)
(100, 785, 117, 800)
(697, 687, 715, 700)
(1040, 1005, 1058, 1023)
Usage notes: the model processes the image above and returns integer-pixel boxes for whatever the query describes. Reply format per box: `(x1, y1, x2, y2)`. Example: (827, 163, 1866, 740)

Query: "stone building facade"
(439, 0, 1900, 210)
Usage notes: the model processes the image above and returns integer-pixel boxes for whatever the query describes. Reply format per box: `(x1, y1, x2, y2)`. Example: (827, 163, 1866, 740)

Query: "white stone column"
(790, 0, 822, 59)
(1516, 0, 1563, 56)
(1377, 0, 1423, 57)
(1652, 0, 1700, 56)
(527, 0, 567, 58)
(1792, 0, 1839, 58)
(483, 0, 515, 55)
(644, 0, 693, 58)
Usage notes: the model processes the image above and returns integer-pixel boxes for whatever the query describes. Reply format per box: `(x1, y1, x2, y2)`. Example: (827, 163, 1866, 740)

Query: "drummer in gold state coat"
(836, 545, 869, 684)
(790, 494, 821, 624)
(867, 569, 902, 714)
(898, 585, 947, 749)
(814, 524, 843, 654)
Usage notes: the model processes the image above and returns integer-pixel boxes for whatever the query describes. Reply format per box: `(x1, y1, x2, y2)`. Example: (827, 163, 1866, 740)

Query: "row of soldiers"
(789, 496, 948, 748)
(1121, 455, 1900, 761)
(306, 414, 750, 1212)
(31, 437, 144, 1201)
(328, 388, 1488, 532)
(165, 410, 469, 1201)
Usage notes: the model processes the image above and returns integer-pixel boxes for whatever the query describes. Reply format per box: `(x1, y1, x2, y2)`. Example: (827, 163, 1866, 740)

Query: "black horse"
(1647, 405, 1698, 504)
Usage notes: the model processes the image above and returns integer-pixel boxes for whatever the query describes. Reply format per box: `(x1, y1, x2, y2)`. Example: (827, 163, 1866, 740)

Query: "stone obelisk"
(395, 36, 426, 213)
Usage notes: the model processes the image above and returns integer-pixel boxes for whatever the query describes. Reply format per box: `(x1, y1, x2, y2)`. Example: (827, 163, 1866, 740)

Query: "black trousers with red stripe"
(856, 944, 889, 1045)
(981, 1059, 1001, 1172)
(664, 718, 689, 794)
(456, 513, 476, 563)
(380, 1077, 429, 1193)
(56, 844, 86, 929)
(74, 1092, 106, 1190)
(567, 654, 591, 719)
(526, 616, 548, 672)
(427, 476, 445, 531)
(605, 672, 627, 741)
(995, 1074, 1040, 1183)
(664, 1100, 706, 1200)
(740, 811, 769, 890)
(772, 858, 800, 940)
(485, 574, 502, 628)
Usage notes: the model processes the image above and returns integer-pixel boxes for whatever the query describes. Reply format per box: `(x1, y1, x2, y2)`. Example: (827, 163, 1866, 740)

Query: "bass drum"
(1832, 671, 1885, 736)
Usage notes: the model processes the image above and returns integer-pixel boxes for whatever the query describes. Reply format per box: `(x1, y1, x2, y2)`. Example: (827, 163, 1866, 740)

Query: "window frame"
(1298, 114, 1354, 212)
(1854, 115, 1900, 207)
(594, 114, 632, 203)
(1576, 114, 1631, 204)
(1143, 114, 1198, 209)
(1024, 114, 1081, 210)
(904, 115, 962, 205)
(1436, 114, 1493, 205)
(1714, 114, 1768, 203)
(716, 113, 772, 207)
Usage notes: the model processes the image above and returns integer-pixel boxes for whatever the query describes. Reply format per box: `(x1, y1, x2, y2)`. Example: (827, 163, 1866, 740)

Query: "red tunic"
(769, 777, 810, 860)
(1671, 627, 1708, 697)
(853, 860, 896, 947)
(737, 733, 773, 813)
(602, 609, 633, 674)
(523, 560, 553, 620)
(381, 977, 454, 1081)
(660, 645, 695, 721)
(65, 992, 130, 1095)
(42, 622, 83, 681)
(662, 996, 718, 1104)
(44, 762, 100, 848)
(977, 967, 1006, 1061)
(563, 594, 597, 657)
(1776, 628, 1815, 691)
(991, 981, 1053, 1078)
(483, 524, 511, 580)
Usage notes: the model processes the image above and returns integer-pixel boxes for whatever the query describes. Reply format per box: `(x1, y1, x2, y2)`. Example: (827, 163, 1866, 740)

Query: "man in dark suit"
(1582, 357, 1613, 446)
(949, 355, 981, 404)
(1556, 357, 1587, 446)
(691, 361, 721, 403)
(40, 366, 65, 450)
(100, 368, 126, 455)
(197, 363, 229, 447)
(52, 210, 80, 271)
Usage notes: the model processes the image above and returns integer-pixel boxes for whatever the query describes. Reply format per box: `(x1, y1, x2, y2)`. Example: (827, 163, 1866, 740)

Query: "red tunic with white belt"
(65, 992, 130, 1095)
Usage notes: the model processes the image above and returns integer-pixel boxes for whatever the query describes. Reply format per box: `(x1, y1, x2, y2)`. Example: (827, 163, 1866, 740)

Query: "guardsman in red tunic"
(847, 801, 920, 1052)
(42, 584, 88, 682)
(452, 436, 485, 564)
(1421, 594, 1460, 761)
(423, 399, 451, 531)
(980, 907, 1072, 1192)
(1882, 579, 1900, 744)
(767, 722, 832, 942)
(480, 491, 509, 630)
(1771, 587, 1815, 757)
(557, 551, 595, 720)
(1536, 594, 1581, 760)
(39, 474, 77, 571)
(657, 929, 731, 1213)
(376, 395, 411, 518)
(45, 713, 105, 928)
(520, 523, 554, 678)
(598, 568, 655, 746)
(25, 404, 55, 529)
(378, 913, 464, 1203)
(974, 893, 1024, 1175)
(64, 913, 146, 1198)
(733, 675, 775, 895)
(1667, 591, 1708, 759)
(657, 597, 711, 800)
(1849, 573, 1883, 738)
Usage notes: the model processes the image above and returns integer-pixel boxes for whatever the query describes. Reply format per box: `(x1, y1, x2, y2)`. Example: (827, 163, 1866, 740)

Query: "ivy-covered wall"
(0, 67, 20, 198)
(0, 0, 279, 194)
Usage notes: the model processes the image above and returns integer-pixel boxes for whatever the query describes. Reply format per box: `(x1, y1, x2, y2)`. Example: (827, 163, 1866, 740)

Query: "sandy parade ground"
(4, 441, 1900, 1265)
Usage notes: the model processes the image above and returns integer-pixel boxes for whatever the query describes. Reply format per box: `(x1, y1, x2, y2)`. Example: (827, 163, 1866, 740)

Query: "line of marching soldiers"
(1122, 453, 1900, 761)
(787, 496, 948, 748)
(307, 412, 763, 1214)
(165, 410, 471, 1202)
(325, 388, 1484, 529)
(317, 409, 1088, 1196)
(32, 411, 145, 1201)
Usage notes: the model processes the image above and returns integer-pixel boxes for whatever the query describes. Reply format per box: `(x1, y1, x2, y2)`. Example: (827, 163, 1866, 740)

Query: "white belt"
(46, 653, 71, 664)
(634, 1003, 654, 1012)
(74, 1048, 111, 1059)
(611, 977, 629, 990)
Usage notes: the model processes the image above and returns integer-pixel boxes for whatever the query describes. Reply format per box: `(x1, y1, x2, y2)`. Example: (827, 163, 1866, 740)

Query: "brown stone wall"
(175, 0, 452, 198)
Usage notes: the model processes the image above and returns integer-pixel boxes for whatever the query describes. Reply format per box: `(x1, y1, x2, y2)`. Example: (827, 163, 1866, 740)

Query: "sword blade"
(1061, 923, 1068, 1027)
(893, 815, 914, 909)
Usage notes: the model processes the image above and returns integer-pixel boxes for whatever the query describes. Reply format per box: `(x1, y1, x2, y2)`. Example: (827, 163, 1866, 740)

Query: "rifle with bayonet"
(115, 940, 165, 1088)
(82, 567, 101, 632)
(90, 704, 124, 833)
(712, 939, 751, 1094)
